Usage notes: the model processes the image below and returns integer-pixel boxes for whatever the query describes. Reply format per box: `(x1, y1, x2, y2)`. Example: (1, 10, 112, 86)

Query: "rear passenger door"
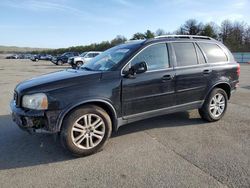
(171, 42, 210, 105)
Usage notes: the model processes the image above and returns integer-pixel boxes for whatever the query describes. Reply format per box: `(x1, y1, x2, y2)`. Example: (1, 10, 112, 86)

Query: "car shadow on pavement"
(113, 111, 205, 137)
(0, 111, 205, 170)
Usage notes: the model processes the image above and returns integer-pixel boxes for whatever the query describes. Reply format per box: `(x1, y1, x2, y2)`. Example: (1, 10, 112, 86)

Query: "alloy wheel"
(209, 93, 225, 118)
(71, 114, 105, 149)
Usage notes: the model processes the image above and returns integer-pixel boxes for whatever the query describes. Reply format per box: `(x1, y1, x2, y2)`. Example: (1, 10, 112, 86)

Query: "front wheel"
(199, 88, 228, 122)
(60, 105, 112, 156)
(57, 60, 63, 65)
(76, 61, 83, 67)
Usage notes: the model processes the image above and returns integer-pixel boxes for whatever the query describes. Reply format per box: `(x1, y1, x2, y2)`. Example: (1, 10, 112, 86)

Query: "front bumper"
(10, 101, 61, 133)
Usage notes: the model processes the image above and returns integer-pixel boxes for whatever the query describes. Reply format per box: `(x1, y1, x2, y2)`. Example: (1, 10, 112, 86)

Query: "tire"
(57, 60, 63, 65)
(76, 61, 83, 67)
(199, 88, 228, 122)
(60, 105, 112, 157)
(71, 64, 77, 69)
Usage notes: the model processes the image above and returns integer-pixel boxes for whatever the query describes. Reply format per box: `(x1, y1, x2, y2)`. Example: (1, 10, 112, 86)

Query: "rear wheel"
(199, 88, 228, 122)
(60, 105, 112, 156)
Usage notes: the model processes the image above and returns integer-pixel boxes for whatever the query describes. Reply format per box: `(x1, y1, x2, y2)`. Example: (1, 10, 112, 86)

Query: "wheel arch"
(56, 99, 118, 132)
(206, 82, 231, 100)
(75, 60, 84, 65)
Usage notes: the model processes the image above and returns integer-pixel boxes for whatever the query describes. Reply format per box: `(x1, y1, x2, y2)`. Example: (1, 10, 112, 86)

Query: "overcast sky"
(0, 0, 249, 48)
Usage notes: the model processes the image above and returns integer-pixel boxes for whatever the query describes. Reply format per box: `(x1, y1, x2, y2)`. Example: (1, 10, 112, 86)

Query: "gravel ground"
(0, 59, 249, 188)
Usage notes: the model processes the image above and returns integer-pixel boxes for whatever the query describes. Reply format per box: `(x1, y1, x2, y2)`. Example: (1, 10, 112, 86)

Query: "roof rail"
(124, 39, 145, 43)
(154, 35, 213, 40)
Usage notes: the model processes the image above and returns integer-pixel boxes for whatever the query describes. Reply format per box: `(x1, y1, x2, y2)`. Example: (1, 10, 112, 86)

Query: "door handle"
(203, 69, 212, 74)
(162, 75, 173, 81)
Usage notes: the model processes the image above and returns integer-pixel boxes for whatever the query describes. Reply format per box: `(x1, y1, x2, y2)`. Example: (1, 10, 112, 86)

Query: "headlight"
(22, 93, 48, 110)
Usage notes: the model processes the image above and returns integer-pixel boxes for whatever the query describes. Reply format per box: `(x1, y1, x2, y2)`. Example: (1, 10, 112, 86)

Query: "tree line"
(35, 19, 250, 55)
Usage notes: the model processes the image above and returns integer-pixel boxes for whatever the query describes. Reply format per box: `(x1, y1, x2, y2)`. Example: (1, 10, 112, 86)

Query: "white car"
(68, 51, 102, 68)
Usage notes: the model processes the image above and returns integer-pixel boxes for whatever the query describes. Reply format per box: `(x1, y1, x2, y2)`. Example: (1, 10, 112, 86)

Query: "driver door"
(121, 43, 176, 118)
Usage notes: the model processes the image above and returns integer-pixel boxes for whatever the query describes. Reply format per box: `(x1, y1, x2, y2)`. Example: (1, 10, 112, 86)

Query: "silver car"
(68, 51, 102, 68)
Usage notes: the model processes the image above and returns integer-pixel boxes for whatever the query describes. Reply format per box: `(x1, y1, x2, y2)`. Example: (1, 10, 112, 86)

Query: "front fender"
(55, 98, 118, 132)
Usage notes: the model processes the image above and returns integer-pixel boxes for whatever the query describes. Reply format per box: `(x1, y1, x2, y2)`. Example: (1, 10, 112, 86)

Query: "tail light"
(237, 63, 240, 77)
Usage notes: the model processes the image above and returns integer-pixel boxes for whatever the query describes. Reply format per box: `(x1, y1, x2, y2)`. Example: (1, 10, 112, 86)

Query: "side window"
(198, 43, 228, 63)
(172, 42, 198, 66)
(130, 43, 169, 71)
(195, 43, 206, 64)
(68, 53, 75, 57)
(85, 53, 91, 58)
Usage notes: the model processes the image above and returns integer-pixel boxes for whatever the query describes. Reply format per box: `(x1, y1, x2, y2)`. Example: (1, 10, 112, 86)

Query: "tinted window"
(85, 53, 91, 58)
(173, 42, 198, 66)
(80, 52, 87, 57)
(130, 43, 169, 71)
(198, 43, 227, 63)
(86, 53, 97, 58)
(195, 43, 206, 64)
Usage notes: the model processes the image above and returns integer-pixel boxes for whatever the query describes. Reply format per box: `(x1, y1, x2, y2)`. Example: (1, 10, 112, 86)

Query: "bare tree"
(220, 20, 246, 51)
(220, 20, 233, 42)
(177, 19, 203, 35)
(155, 29, 166, 36)
(243, 26, 250, 51)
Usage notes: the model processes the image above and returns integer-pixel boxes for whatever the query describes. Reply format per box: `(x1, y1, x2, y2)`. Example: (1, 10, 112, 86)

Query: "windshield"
(81, 46, 131, 71)
(80, 52, 87, 57)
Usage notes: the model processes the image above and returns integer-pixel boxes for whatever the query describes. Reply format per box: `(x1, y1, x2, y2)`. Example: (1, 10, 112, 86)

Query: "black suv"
(11, 35, 240, 156)
(51, 52, 79, 65)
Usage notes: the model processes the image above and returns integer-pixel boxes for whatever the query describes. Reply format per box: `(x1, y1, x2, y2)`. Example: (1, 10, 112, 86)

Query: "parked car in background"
(51, 52, 79, 65)
(39, 54, 53, 61)
(18, 54, 33, 59)
(30, 55, 39, 61)
(11, 35, 239, 156)
(6, 54, 19, 59)
(31, 54, 53, 61)
(68, 51, 102, 68)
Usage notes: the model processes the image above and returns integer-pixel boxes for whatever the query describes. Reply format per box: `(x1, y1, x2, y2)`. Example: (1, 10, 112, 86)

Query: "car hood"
(15, 69, 102, 94)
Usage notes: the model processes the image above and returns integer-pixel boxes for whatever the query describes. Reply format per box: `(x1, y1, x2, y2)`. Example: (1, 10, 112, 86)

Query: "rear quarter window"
(198, 43, 228, 63)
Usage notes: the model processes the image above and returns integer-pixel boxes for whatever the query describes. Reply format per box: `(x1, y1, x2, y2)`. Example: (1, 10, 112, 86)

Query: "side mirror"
(133, 61, 148, 74)
(124, 62, 147, 77)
